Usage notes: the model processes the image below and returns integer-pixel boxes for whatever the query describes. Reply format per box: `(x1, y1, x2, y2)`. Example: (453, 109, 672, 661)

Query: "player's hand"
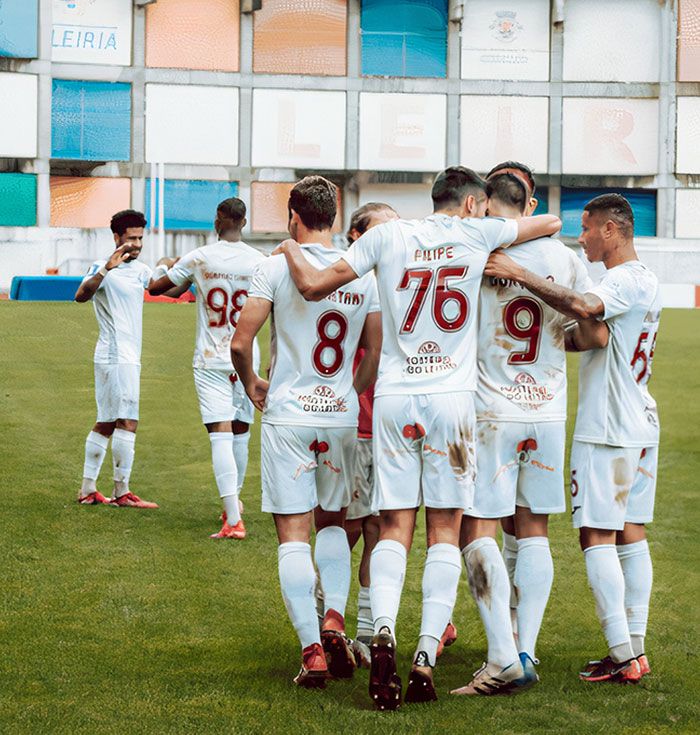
(105, 244, 131, 271)
(245, 376, 269, 412)
(484, 250, 524, 282)
(271, 238, 300, 257)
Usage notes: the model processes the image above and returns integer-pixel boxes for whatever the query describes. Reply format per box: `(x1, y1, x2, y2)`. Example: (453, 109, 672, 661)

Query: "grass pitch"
(1, 303, 698, 734)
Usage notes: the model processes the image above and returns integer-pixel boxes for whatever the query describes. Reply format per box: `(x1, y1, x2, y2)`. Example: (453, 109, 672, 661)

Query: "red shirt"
(353, 349, 374, 439)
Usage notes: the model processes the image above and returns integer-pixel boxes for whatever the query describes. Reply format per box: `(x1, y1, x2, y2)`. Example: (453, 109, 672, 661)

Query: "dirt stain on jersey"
(494, 337, 515, 352)
(448, 423, 474, 478)
(468, 550, 491, 608)
(547, 312, 569, 351)
(612, 457, 632, 504)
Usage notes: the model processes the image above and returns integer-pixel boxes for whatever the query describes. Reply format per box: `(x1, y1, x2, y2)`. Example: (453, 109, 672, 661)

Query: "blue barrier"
(10, 276, 83, 301)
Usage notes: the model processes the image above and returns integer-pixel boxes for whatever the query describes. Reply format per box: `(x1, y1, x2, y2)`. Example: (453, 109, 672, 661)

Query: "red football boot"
(77, 491, 110, 505)
(110, 492, 159, 509)
(293, 643, 329, 688)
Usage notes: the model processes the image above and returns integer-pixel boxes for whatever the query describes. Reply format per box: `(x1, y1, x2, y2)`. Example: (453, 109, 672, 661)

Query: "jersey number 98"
(206, 287, 247, 328)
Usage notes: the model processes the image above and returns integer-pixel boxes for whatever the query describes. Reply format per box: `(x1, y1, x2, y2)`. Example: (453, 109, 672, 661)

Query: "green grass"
(1, 303, 698, 734)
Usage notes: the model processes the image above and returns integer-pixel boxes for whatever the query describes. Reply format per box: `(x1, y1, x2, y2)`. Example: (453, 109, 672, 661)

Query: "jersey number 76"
(398, 266, 469, 333)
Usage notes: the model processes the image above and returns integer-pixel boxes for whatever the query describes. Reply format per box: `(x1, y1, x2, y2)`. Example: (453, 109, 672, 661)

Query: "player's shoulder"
(85, 259, 107, 277)
(236, 240, 267, 262)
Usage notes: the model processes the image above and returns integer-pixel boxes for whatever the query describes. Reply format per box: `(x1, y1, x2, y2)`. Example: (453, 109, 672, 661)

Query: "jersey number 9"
(503, 296, 543, 365)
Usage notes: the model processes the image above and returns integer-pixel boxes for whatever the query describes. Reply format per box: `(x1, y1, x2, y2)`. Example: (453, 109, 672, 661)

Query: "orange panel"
(695, 284, 700, 307)
(251, 181, 342, 234)
(146, 0, 239, 72)
(679, 0, 700, 81)
(50, 177, 131, 228)
(253, 0, 346, 76)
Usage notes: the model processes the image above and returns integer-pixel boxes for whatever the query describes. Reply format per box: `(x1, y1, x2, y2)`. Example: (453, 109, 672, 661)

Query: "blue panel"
(145, 179, 240, 231)
(361, 0, 447, 77)
(533, 188, 548, 215)
(0, 0, 38, 58)
(10, 276, 83, 301)
(560, 188, 657, 238)
(51, 79, 131, 161)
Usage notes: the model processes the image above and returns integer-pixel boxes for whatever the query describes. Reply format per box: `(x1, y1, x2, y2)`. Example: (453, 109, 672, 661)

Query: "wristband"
(97, 265, 109, 277)
(153, 264, 169, 280)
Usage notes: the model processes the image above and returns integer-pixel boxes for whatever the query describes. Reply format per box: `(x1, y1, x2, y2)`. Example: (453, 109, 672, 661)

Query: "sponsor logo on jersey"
(297, 385, 348, 414)
(404, 341, 457, 376)
(499, 371, 554, 411)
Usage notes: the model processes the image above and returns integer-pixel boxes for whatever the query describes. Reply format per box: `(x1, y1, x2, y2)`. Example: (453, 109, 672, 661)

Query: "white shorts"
(193, 368, 255, 425)
(347, 437, 375, 521)
(570, 440, 658, 531)
(94, 363, 140, 422)
(470, 421, 566, 518)
(372, 392, 476, 512)
(261, 423, 355, 514)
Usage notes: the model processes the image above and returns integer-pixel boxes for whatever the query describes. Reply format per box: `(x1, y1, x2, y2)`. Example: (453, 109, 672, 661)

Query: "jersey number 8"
(312, 310, 348, 377)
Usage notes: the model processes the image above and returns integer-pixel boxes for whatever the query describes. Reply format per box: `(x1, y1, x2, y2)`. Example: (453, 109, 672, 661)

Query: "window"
(560, 188, 656, 238)
(0, 174, 36, 226)
(50, 177, 131, 228)
(145, 179, 239, 231)
(253, 0, 346, 75)
(0, 72, 38, 158)
(676, 189, 700, 237)
(51, 80, 131, 161)
(146, 0, 239, 72)
(361, 0, 448, 77)
(676, 96, 700, 174)
(0, 0, 38, 58)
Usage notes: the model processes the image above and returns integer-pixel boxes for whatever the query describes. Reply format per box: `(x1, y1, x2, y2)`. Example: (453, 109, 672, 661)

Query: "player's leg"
(452, 420, 523, 695)
(231, 373, 254, 492)
(500, 515, 519, 639)
(615, 446, 657, 676)
(262, 424, 328, 687)
(572, 441, 641, 683)
(356, 514, 380, 646)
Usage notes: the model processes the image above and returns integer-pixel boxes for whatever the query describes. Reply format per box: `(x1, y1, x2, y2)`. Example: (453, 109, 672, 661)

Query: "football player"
(484, 193, 660, 684)
(231, 177, 382, 688)
(275, 167, 561, 708)
(149, 198, 265, 539)
(74, 209, 158, 509)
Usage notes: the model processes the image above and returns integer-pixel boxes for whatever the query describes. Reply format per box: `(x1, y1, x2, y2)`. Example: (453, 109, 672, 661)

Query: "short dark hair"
(485, 173, 529, 215)
(216, 197, 246, 223)
(110, 209, 146, 235)
(347, 202, 397, 245)
(584, 193, 634, 238)
(487, 161, 536, 196)
(288, 175, 337, 231)
(431, 166, 485, 210)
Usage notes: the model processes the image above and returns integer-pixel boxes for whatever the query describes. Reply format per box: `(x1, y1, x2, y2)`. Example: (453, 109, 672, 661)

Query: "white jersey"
(249, 243, 380, 428)
(343, 214, 518, 397)
(167, 240, 265, 370)
(477, 239, 592, 422)
(84, 258, 152, 365)
(574, 260, 661, 448)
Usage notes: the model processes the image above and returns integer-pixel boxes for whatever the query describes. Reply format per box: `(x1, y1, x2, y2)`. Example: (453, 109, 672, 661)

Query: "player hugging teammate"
(74, 165, 661, 709)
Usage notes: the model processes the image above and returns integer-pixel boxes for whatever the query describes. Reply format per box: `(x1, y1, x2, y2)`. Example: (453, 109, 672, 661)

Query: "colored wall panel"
(675, 189, 700, 237)
(679, 0, 700, 81)
(250, 182, 342, 234)
(356, 183, 433, 220)
(460, 96, 549, 173)
(50, 177, 131, 228)
(560, 188, 657, 238)
(145, 179, 239, 231)
(562, 98, 659, 175)
(52, 80, 131, 161)
(563, 0, 660, 82)
(251, 89, 346, 169)
(461, 0, 550, 81)
(0, 174, 37, 226)
(51, 0, 132, 66)
(0, 72, 38, 157)
(359, 93, 446, 172)
(361, 0, 448, 77)
(0, 0, 38, 58)
(146, 0, 239, 72)
(253, 0, 346, 76)
(145, 84, 239, 166)
(676, 96, 700, 173)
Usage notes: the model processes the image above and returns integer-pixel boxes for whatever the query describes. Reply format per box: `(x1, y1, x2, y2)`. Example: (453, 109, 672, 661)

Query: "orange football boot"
(77, 491, 110, 505)
(109, 492, 159, 509)
(293, 643, 329, 688)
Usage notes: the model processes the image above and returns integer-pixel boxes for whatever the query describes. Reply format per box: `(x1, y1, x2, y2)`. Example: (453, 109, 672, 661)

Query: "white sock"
(209, 433, 240, 525)
(416, 543, 462, 666)
(232, 432, 250, 493)
(357, 586, 373, 639)
(278, 542, 320, 649)
(112, 429, 136, 497)
(502, 531, 519, 633)
(617, 539, 652, 657)
(463, 537, 519, 669)
(81, 431, 109, 495)
(515, 536, 553, 660)
(584, 544, 633, 662)
(314, 526, 351, 618)
(370, 539, 407, 637)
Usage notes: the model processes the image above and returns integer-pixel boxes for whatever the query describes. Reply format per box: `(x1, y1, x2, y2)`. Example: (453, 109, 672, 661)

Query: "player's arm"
(484, 250, 605, 321)
(148, 259, 189, 297)
(74, 246, 130, 302)
(231, 297, 272, 411)
(276, 239, 359, 301)
(511, 214, 562, 245)
(353, 311, 382, 395)
(564, 319, 610, 351)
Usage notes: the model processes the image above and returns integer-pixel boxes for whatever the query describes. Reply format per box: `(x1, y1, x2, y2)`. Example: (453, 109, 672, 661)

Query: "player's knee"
(93, 422, 116, 437)
(116, 418, 138, 432)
